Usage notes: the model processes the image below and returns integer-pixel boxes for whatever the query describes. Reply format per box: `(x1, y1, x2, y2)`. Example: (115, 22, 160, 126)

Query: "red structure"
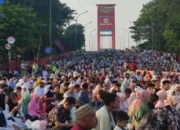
(97, 4, 116, 50)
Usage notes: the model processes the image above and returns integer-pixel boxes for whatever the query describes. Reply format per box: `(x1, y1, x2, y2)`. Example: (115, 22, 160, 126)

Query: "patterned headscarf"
(129, 90, 150, 116)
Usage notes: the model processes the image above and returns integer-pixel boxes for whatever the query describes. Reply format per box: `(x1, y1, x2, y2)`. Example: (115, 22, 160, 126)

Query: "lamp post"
(75, 11, 88, 51)
(49, 0, 52, 61)
(116, 37, 121, 50)
(119, 33, 124, 50)
(123, 29, 130, 49)
(92, 34, 97, 51)
(84, 21, 92, 51)
(84, 21, 92, 29)
(89, 29, 96, 51)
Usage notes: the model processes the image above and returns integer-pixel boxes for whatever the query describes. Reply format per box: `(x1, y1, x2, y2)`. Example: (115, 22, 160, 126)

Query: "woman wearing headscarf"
(28, 93, 42, 119)
(21, 85, 30, 97)
(155, 89, 167, 108)
(129, 90, 150, 130)
(19, 85, 31, 115)
(138, 97, 180, 130)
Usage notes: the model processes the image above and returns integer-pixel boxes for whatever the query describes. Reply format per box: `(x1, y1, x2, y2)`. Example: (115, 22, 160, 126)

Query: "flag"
(54, 40, 66, 53)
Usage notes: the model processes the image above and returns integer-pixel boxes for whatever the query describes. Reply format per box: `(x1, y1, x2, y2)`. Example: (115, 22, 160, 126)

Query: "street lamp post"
(49, 0, 52, 61)
(119, 33, 124, 50)
(75, 11, 88, 51)
(116, 36, 121, 50)
(84, 21, 92, 51)
(84, 21, 92, 29)
(123, 29, 130, 49)
(92, 34, 97, 51)
(89, 29, 96, 51)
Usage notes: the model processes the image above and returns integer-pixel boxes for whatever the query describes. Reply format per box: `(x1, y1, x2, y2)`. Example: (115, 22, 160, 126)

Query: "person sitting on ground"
(78, 83, 90, 106)
(8, 92, 26, 128)
(48, 97, 76, 130)
(71, 103, 98, 130)
(114, 111, 129, 130)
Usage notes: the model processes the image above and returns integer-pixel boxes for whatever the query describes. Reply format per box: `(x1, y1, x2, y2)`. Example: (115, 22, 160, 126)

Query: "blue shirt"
(79, 91, 90, 106)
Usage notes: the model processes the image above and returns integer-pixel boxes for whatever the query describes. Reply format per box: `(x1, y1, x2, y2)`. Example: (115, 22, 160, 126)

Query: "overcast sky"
(60, 0, 151, 50)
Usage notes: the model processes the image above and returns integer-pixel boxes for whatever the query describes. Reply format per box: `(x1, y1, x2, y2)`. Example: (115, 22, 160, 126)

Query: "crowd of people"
(0, 49, 180, 130)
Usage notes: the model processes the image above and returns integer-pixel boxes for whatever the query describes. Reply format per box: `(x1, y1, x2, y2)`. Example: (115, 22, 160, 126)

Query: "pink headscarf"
(155, 89, 167, 108)
(129, 90, 150, 116)
(28, 93, 40, 116)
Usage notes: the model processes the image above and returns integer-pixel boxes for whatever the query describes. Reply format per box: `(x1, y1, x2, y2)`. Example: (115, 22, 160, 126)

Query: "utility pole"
(49, 0, 52, 60)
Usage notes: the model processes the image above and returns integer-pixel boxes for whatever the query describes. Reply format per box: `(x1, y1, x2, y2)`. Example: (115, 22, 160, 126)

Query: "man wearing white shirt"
(34, 82, 45, 96)
(63, 83, 78, 123)
(114, 111, 129, 130)
(135, 72, 142, 82)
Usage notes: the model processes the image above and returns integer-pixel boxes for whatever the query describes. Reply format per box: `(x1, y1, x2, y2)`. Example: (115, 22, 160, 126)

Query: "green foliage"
(0, 2, 41, 61)
(63, 24, 85, 51)
(0, 0, 77, 61)
(130, 0, 180, 53)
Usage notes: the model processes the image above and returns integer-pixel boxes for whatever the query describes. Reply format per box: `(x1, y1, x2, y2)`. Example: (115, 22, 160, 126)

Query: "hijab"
(20, 93, 31, 115)
(21, 85, 29, 96)
(155, 89, 167, 108)
(129, 90, 150, 116)
(29, 93, 40, 112)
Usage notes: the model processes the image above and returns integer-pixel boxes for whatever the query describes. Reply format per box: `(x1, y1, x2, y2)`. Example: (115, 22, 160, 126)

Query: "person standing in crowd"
(71, 103, 98, 130)
(32, 62, 38, 76)
(129, 90, 150, 130)
(121, 73, 130, 93)
(155, 89, 167, 108)
(114, 111, 129, 130)
(20, 61, 26, 76)
(109, 82, 121, 94)
(93, 90, 119, 130)
(138, 96, 180, 130)
(101, 83, 109, 92)
(151, 76, 161, 93)
(145, 83, 155, 94)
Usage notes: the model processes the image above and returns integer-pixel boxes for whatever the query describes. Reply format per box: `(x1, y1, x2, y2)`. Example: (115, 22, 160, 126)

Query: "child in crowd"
(114, 111, 129, 130)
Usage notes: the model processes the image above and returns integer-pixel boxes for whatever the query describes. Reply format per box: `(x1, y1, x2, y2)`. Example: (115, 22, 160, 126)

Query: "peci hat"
(75, 103, 95, 120)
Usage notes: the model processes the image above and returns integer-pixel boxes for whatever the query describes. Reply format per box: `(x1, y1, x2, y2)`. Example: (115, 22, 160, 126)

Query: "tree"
(0, 2, 42, 61)
(63, 24, 85, 51)
(130, 0, 180, 53)
(0, 0, 75, 61)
